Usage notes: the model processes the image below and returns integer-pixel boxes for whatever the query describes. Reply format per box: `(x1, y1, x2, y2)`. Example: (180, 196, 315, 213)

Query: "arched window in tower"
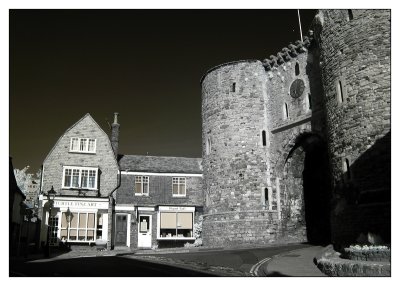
(206, 137, 211, 155)
(295, 62, 300, 76)
(347, 9, 354, 21)
(231, 82, 236, 92)
(262, 130, 267, 146)
(283, 103, 289, 120)
(337, 80, 344, 104)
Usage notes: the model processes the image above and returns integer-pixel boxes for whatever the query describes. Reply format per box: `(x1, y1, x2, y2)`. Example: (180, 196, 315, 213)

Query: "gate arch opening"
(282, 132, 332, 245)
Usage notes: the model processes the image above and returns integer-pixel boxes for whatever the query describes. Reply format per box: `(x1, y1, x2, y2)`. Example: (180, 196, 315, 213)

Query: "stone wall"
(314, 9, 390, 193)
(313, 9, 391, 245)
(201, 60, 269, 214)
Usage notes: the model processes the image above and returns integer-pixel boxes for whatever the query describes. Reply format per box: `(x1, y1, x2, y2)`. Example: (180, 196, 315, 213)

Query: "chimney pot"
(113, 112, 119, 124)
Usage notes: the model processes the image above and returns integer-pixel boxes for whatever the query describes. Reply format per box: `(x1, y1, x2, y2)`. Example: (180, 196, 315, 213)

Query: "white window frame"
(157, 210, 195, 240)
(60, 211, 97, 243)
(62, 166, 98, 190)
(134, 176, 149, 196)
(172, 177, 186, 197)
(70, 137, 97, 153)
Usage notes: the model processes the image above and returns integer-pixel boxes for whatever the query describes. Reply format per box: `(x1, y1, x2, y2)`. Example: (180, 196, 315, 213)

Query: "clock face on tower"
(290, 79, 305, 99)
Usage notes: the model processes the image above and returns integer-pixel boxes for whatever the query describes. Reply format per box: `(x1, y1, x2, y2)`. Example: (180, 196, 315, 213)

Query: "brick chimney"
(111, 112, 120, 157)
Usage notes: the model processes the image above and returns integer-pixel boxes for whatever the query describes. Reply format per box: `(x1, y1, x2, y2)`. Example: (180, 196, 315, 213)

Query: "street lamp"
(45, 186, 56, 258)
(65, 207, 72, 249)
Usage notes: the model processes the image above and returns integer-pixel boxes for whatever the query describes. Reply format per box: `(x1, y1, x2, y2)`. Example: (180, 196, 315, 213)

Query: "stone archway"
(280, 132, 332, 245)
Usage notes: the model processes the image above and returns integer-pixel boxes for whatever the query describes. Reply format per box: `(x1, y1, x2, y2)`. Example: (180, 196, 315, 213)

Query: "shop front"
(40, 196, 109, 247)
(156, 206, 195, 248)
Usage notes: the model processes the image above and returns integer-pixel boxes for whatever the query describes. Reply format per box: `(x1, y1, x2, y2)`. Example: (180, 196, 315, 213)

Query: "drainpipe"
(107, 168, 121, 249)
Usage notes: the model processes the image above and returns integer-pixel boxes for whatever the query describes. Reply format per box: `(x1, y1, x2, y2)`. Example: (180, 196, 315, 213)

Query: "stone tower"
(200, 9, 390, 247)
(313, 9, 391, 245)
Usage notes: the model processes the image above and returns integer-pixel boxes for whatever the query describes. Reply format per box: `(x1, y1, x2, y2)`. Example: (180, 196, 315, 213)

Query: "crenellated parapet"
(262, 31, 314, 71)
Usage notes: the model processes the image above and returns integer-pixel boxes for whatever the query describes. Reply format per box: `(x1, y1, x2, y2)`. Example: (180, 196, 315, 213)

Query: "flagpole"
(297, 9, 303, 42)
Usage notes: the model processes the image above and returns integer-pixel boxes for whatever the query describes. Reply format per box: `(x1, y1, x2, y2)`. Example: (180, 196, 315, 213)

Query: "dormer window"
(70, 137, 96, 153)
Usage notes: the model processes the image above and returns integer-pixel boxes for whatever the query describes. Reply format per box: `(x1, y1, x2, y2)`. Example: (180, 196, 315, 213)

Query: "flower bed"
(343, 245, 390, 262)
(315, 245, 390, 277)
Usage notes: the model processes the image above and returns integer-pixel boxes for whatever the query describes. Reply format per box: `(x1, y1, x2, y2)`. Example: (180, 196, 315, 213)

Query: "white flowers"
(349, 245, 389, 251)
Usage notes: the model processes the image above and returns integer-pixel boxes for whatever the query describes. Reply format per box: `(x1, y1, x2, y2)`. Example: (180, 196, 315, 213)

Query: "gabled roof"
(118, 155, 202, 174)
(43, 113, 118, 166)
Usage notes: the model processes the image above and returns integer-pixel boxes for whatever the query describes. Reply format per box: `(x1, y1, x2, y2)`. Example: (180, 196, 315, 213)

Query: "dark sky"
(10, 9, 317, 172)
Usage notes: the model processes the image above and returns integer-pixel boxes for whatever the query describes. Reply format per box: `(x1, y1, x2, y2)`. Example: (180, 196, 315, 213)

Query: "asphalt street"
(134, 243, 309, 275)
(10, 243, 310, 277)
(10, 256, 215, 277)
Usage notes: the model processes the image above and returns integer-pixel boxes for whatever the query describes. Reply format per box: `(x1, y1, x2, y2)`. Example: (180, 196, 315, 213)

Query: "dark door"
(115, 215, 127, 246)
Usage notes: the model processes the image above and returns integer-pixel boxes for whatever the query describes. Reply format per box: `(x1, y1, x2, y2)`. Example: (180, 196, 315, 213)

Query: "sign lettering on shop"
(53, 200, 108, 209)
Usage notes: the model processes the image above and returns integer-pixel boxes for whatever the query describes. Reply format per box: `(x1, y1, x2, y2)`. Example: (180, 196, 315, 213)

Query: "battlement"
(262, 30, 315, 71)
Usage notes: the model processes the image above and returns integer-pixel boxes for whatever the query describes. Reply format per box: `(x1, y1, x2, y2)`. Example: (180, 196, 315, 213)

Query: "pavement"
(261, 245, 326, 276)
(10, 244, 326, 277)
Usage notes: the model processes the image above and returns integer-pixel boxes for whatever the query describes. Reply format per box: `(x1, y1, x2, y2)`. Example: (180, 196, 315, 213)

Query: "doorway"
(115, 214, 128, 246)
(138, 215, 152, 248)
(283, 133, 332, 245)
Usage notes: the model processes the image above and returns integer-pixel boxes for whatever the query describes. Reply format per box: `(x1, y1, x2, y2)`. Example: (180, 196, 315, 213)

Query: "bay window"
(70, 137, 96, 153)
(62, 166, 98, 190)
(60, 212, 100, 242)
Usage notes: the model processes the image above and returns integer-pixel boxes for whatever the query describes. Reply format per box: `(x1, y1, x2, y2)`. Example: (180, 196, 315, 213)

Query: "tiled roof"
(118, 155, 202, 174)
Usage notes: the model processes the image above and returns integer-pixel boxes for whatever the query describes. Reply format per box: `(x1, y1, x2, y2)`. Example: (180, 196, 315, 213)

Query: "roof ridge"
(121, 154, 202, 160)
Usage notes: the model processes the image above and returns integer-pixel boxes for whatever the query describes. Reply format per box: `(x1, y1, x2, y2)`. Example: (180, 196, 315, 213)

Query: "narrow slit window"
(308, 93, 312, 110)
(206, 137, 211, 155)
(262, 130, 266, 146)
(337, 80, 344, 104)
(283, 103, 289, 119)
(345, 158, 351, 180)
(348, 10, 353, 21)
(295, 62, 300, 76)
(231, 82, 236, 92)
(264, 188, 269, 204)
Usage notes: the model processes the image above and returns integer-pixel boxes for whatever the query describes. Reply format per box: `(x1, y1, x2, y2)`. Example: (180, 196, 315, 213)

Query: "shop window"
(172, 177, 186, 196)
(159, 212, 193, 239)
(62, 166, 98, 190)
(48, 216, 59, 245)
(70, 137, 96, 153)
(295, 62, 300, 76)
(231, 82, 236, 92)
(60, 212, 96, 242)
(96, 213, 103, 239)
(135, 176, 149, 196)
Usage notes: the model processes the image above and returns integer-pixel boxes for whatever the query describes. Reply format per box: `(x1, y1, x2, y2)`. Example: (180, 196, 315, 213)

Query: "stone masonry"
(201, 9, 390, 248)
